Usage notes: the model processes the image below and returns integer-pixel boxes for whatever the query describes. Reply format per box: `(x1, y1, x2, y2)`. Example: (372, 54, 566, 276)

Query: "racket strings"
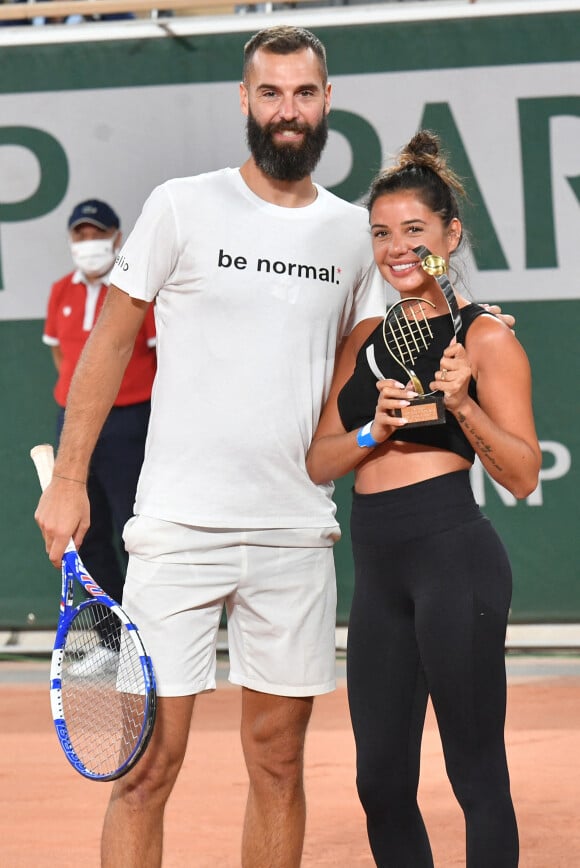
(60, 604, 149, 777)
(384, 307, 434, 367)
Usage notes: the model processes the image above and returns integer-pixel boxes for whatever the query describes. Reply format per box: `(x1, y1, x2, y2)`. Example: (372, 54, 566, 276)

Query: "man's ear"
(324, 82, 332, 115)
(239, 82, 249, 117)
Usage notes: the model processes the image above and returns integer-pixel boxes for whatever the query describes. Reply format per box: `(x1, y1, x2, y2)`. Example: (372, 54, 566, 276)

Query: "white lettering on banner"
(470, 440, 571, 507)
(1, 57, 580, 320)
(526, 440, 572, 507)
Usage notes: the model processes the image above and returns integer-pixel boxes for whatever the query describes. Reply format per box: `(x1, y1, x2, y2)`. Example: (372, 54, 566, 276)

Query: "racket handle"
(30, 443, 55, 491)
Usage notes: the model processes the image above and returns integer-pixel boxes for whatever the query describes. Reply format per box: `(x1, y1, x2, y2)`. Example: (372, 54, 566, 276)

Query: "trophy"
(365, 245, 462, 429)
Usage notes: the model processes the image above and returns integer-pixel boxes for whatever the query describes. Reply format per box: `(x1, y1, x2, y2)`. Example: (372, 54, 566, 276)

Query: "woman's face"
(370, 189, 461, 295)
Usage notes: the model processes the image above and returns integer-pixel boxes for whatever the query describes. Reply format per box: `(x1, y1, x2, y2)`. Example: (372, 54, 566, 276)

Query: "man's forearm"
(54, 322, 134, 479)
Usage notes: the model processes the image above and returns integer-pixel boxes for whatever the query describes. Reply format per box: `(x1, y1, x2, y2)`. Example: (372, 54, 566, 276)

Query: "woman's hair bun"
(405, 130, 440, 160)
(395, 130, 465, 197)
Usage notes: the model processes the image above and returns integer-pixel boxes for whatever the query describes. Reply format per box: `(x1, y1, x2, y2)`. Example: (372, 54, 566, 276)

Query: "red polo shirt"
(42, 271, 156, 408)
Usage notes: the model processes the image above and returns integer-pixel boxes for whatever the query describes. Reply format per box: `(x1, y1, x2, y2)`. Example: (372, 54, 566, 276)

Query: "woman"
(306, 131, 541, 867)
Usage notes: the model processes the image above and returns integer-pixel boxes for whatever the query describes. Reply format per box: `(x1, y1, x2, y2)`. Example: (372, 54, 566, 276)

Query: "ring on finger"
(440, 369, 447, 381)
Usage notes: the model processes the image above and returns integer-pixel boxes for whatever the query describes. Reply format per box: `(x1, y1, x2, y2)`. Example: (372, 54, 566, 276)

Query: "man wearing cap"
(42, 198, 156, 675)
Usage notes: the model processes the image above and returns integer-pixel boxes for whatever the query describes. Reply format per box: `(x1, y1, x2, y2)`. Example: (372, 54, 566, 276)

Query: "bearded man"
(34, 25, 513, 868)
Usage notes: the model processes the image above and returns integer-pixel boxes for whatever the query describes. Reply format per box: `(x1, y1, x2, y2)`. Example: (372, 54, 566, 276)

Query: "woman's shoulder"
(463, 304, 526, 377)
(336, 316, 383, 374)
(462, 304, 513, 340)
(349, 316, 383, 352)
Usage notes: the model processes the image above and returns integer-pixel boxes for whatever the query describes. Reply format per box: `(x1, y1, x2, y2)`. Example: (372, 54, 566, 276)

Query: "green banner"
(0, 5, 578, 628)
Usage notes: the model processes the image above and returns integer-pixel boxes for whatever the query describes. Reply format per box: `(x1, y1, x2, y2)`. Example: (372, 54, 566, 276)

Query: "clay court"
(2, 653, 579, 867)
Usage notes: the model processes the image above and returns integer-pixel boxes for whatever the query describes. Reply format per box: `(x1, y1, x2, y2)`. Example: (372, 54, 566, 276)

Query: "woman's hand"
(429, 338, 473, 414)
(370, 379, 418, 441)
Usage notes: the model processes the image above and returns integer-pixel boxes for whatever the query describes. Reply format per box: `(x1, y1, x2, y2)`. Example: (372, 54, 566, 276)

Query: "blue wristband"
(356, 421, 378, 448)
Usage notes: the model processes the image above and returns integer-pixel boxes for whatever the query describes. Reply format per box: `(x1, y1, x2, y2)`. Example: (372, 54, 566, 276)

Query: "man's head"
(240, 26, 331, 182)
(242, 26, 328, 85)
(67, 199, 121, 280)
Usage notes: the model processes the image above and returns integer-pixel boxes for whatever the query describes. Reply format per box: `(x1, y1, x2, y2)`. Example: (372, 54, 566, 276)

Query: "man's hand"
(481, 303, 515, 331)
(34, 477, 90, 567)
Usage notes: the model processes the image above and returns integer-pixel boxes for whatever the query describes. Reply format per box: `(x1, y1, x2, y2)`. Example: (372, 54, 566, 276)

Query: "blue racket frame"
(50, 545, 157, 781)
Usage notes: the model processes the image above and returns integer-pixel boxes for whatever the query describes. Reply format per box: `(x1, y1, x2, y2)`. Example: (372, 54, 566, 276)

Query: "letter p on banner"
(0, 126, 69, 290)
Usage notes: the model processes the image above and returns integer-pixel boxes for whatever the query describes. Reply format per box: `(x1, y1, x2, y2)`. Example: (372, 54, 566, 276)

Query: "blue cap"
(68, 199, 120, 231)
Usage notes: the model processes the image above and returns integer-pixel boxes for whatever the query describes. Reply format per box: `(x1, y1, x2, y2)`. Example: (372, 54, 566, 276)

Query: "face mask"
(70, 237, 117, 277)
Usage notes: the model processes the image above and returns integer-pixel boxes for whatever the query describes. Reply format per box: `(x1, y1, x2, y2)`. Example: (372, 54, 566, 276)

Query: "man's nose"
(278, 95, 299, 121)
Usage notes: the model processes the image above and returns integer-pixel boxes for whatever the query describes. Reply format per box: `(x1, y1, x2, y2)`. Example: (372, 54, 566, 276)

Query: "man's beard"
(246, 110, 328, 182)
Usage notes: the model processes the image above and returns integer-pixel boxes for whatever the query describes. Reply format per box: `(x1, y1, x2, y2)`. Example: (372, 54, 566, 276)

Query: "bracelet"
(53, 473, 87, 485)
(356, 421, 378, 448)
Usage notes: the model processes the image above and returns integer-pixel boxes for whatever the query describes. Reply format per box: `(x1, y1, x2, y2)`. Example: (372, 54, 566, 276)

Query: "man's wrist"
(53, 473, 87, 485)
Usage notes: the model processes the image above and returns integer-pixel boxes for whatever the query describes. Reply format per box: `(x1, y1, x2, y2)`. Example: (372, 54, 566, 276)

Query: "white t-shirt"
(110, 168, 385, 529)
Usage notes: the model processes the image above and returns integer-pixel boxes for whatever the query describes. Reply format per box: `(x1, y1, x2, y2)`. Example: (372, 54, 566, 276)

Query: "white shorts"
(122, 515, 340, 698)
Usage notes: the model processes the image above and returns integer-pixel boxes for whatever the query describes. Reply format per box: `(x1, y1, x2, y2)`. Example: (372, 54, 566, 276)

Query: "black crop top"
(337, 303, 490, 462)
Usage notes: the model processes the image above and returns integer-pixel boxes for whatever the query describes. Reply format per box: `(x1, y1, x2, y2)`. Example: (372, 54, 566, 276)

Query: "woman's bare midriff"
(355, 440, 471, 494)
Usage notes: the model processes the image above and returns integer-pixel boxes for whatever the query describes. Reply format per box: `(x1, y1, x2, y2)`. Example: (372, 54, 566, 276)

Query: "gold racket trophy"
(365, 245, 462, 429)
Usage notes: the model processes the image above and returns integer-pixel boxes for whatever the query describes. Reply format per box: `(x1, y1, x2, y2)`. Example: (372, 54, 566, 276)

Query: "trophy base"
(393, 395, 446, 429)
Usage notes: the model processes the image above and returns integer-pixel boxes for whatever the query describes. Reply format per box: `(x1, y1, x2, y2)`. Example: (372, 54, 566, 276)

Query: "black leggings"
(347, 471, 518, 868)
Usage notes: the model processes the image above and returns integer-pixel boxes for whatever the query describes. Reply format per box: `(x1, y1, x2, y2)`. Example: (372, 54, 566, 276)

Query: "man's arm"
(35, 286, 150, 566)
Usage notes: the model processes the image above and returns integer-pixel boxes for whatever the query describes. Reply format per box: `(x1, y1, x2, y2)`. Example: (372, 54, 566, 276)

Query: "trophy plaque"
(365, 245, 462, 429)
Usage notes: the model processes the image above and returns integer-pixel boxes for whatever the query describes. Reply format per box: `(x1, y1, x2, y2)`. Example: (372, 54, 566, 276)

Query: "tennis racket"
(30, 443, 156, 782)
(382, 296, 438, 397)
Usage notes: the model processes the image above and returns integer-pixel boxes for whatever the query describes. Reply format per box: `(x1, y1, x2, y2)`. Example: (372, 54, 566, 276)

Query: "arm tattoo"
(456, 411, 503, 472)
